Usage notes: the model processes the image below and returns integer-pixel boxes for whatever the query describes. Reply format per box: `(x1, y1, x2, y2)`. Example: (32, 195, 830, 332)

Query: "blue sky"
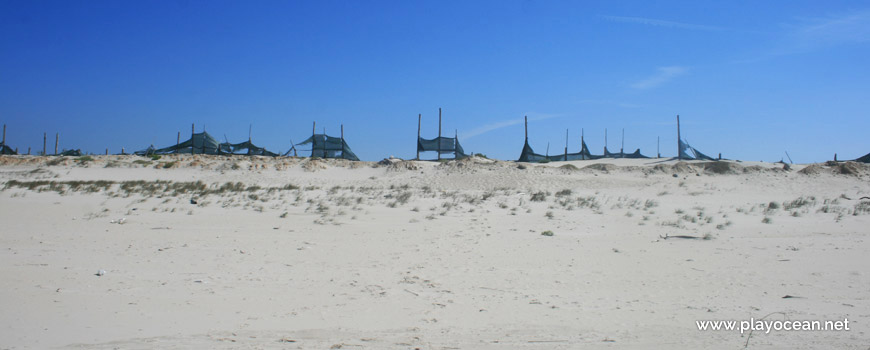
(1, 0, 868, 162)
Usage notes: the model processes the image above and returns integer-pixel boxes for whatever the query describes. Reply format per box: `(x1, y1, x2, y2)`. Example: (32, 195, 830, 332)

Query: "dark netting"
(603, 147, 650, 159)
(137, 132, 278, 156)
(519, 139, 605, 162)
(144, 132, 223, 155)
(853, 153, 870, 163)
(59, 149, 82, 156)
(417, 136, 468, 158)
(296, 134, 359, 161)
(227, 140, 278, 156)
(134, 145, 156, 156)
(679, 139, 715, 160)
(0, 143, 16, 155)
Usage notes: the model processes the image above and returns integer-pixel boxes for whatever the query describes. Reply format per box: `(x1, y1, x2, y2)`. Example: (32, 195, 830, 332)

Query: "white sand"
(0, 155, 868, 349)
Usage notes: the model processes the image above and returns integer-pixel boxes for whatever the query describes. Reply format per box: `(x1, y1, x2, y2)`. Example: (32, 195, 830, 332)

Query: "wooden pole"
(341, 124, 344, 158)
(191, 123, 195, 155)
(621, 128, 625, 158)
(54, 133, 58, 155)
(27, 147, 31, 155)
(176, 131, 180, 153)
(416, 114, 421, 160)
(564, 129, 568, 161)
(437, 108, 442, 161)
(657, 136, 660, 158)
(604, 128, 607, 154)
(524, 115, 528, 141)
(105, 148, 108, 155)
(122, 147, 125, 155)
(43, 133, 46, 155)
(312, 121, 316, 158)
(677, 115, 681, 160)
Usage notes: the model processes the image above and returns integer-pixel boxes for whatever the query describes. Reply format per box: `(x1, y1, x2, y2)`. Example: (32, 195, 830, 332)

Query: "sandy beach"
(0, 155, 868, 349)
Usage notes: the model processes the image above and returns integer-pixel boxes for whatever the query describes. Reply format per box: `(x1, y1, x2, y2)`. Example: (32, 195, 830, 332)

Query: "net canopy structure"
(854, 153, 870, 163)
(295, 134, 359, 161)
(678, 139, 715, 160)
(135, 130, 279, 156)
(0, 143, 15, 155)
(517, 117, 608, 162)
(0, 125, 16, 155)
(603, 147, 650, 159)
(225, 140, 279, 157)
(519, 138, 603, 162)
(415, 110, 468, 160)
(136, 131, 222, 155)
(417, 136, 467, 159)
(59, 149, 82, 156)
(675, 115, 718, 161)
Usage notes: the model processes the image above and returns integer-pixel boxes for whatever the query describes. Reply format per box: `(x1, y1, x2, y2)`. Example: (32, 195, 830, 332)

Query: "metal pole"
(437, 108, 442, 160)
(416, 114, 421, 160)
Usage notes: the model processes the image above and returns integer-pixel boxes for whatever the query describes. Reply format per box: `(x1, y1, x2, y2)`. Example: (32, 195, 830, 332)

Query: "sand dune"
(1, 155, 868, 349)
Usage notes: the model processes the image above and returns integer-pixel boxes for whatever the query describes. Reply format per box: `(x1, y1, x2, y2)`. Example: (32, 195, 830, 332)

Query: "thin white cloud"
(601, 15, 726, 32)
(735, 9, 870, 63)
(464, 114, 559, 139)
(630, 66, 688, 89)
(793, 10, 870, 48)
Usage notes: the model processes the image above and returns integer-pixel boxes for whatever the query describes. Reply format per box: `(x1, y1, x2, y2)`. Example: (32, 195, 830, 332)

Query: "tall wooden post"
(54, 133, 58, 155)
(43, 133, 46, 155)
(416, 114, 421, 160)
(581, 128, 585, 158)
(27, 147, 31, 155)
(191, 123, 195, 155)
(621, 128, 625, 158)
(105, 148, 108, 155)
(312, 121, 316, 157)
(437, 108, 442, 160)
(657, 136, 660, 158)
(676, 115, 681, 160)
(176, 132, 180, 153)
(341, 124, 345, 158)
(564, 129, 568, 161)
(604, 128, 608, 154)
(524, 115, 528, 141)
